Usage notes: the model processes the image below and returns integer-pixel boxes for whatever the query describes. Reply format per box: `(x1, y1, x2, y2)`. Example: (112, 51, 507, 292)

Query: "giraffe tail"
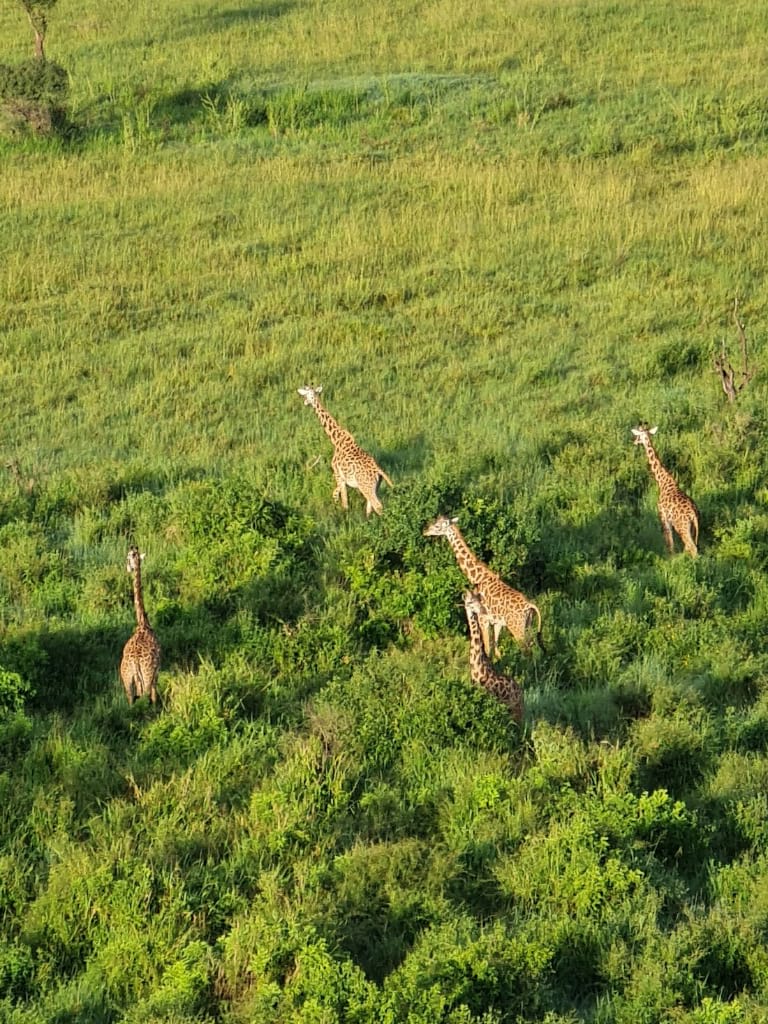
(531, 603, 545, 652)
(378, 467, 394, 489)
(135, 664, 146, 699)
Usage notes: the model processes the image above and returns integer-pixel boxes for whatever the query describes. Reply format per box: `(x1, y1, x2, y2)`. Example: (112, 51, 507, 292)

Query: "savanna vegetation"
(2, 0, 768, 1020)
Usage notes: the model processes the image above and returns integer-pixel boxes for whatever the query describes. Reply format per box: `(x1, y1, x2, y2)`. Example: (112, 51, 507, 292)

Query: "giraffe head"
(298, 385, 323, 407)
(126, 546, 145, 575)
(423, 514, 459, 538)
(631, 424, 658, 447)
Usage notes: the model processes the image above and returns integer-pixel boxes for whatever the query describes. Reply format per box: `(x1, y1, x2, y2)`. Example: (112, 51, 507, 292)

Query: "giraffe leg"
(334, 479, 349, 510)
(492, 620, 503, 660)
(479, 616, 493, 659)
(364, 490, 383, 517)
(661, 518, 675, 554)
(680, 521, 698, 558)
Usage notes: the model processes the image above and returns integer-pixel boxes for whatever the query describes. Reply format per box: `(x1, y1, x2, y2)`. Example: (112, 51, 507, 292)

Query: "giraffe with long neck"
(298, 385, 393, 516)
(120, 546, 161, 705)
(632, 425, 699, 557)
(423, 514, 543, 657)
(463, 591, 523, 721)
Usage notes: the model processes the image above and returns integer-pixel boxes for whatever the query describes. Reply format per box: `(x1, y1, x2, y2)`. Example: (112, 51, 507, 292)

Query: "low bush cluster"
(0, 59, 68, 136)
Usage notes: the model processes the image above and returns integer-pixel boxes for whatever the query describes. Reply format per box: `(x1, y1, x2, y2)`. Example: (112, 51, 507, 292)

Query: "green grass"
(3, 0, 768, 1021)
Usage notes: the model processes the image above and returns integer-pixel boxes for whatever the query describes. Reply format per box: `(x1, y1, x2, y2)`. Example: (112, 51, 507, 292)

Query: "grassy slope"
(2, 0, 768, 1021)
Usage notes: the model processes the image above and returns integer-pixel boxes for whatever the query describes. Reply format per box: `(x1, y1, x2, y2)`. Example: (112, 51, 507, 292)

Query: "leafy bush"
(123, 940, 215, 1023)
(0, 665, 33, 715)
(0, 60, 68, 105)
(170, 478, 315, 620)
(0, 938, 34, 1000)
(380, 916, 552, 1022)
(0, 59, 68, 136)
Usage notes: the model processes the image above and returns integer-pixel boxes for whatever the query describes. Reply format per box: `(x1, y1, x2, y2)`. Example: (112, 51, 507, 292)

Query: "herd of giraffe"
(118, 388, 699, 725)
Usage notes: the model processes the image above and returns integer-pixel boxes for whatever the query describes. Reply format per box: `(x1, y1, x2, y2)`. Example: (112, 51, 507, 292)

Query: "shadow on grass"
(179, 2, 295, 36)
(377, 433, 430, 478)
(2, 516, 327, 724)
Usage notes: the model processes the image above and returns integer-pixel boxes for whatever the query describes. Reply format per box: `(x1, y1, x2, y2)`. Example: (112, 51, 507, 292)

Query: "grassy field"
(2, 0, 768, 1021)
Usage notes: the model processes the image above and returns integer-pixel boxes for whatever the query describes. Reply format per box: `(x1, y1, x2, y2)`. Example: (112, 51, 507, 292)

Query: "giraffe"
(298, 385, 394, 516)
(463, 591, 523, 722)
(632, 424, 699, 557)
(423, 514, 543, 657)
(120, 546, 161, 705)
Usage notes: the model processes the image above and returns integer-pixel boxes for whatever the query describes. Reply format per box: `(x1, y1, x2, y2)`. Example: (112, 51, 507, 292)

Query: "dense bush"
(0, 59, 68, 135)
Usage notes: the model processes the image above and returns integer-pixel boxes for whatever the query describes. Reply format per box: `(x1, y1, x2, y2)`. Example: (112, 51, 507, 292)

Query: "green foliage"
(170, 477, 315, 618)
(123, 940, 214, 1023)
(3, 0, 768, 1021)
(0, 59, 66, 104)
(0, 665, 33, 715)
(0, 57, 68, 136)
(266, 85, 365, 136)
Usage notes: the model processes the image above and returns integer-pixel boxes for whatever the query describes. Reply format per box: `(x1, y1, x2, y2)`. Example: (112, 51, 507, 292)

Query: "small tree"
(0, 0, 68, 136)
(18, 0, 58, 61)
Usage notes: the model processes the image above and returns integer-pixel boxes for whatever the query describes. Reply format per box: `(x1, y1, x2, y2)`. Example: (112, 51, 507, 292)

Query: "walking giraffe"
(120, 546, 161, 705)
(632, 424, 699, 557)
(463, 591, 523, 722)
(423, 514, 543, 657)
(298, 385, 394, 516)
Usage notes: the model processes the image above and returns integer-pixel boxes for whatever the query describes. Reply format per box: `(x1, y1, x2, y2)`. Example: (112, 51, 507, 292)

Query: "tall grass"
(2, 0, 768, 1021)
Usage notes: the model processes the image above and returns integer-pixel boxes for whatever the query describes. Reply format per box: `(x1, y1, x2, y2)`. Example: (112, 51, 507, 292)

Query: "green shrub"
(328, 837, 450, 982)
(380, 917, 552, 1022)
(0, 60, 68, 105)
(0, 666, 33, 715)
(0, 59, 68, 136)
(170, 479, 315, 619)
(0, 938, 34, 1000)
(123, 940, 215, 1023)
(280, 939, 379, 1022)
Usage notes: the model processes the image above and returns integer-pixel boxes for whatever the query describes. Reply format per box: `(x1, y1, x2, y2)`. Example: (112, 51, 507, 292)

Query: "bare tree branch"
(713, 297, 756, 402)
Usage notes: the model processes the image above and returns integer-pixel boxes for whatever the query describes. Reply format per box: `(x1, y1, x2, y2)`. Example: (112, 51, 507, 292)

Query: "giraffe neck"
(466, 609, 488, 678)
(446, 526, 487, 585)
(132, 568, 150, 629)
(644, 440, 676, 491)
(311, 399, 350, 448)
